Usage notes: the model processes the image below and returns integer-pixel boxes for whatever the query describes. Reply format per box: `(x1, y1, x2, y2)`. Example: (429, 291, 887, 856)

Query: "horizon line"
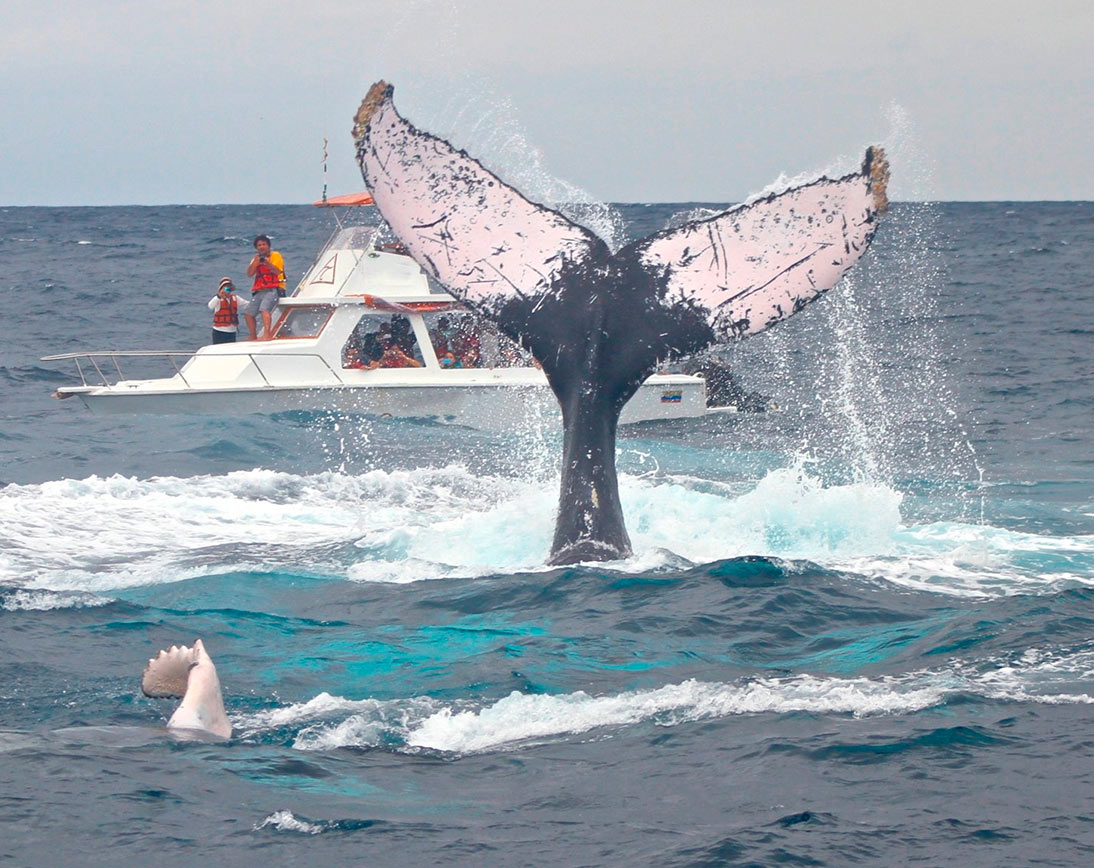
(2, 199, 1091, 208)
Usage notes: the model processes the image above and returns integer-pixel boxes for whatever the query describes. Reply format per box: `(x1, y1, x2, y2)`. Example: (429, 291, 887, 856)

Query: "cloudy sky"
(2, 0, 1089, 205)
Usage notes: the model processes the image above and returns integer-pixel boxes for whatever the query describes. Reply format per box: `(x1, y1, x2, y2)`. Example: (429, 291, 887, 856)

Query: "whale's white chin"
(141, 639, 231, 739)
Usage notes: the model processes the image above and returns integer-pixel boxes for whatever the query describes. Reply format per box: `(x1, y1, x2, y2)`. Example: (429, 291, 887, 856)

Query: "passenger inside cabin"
(390, 316, 417, 356)
(343, 320, 382, 369)
(456, 328, 482, 368)
(374, 322, 394, 353)
(353, 328, 383, 365)
(498, 341, 524, 367)
(376, 336, 423, 368)
(343, 345, 367, 369)
(342, 314, 424, 370)
(430, 314, 486, 369)
(429, 316, 456, 357)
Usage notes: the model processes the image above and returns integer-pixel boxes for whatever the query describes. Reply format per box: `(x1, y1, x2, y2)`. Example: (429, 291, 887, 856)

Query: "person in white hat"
(208, 277, 239, 344)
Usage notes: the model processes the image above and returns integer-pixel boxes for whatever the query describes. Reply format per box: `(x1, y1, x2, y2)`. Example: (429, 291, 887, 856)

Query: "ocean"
(1, 201, 1092, 866)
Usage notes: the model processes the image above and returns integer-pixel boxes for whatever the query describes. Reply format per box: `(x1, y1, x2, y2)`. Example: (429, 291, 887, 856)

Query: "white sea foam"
(408, 673, 1091, 755)
(233, 692, 445, 751)
(240, 692, 381, 729)
(261, 646, 1093, 756)
(255, 810, 324, 835)
(624, 467, 903, 563)
(404, 676, 945, 753)
(969, 647, 1094, 700)
(0, 589, 113, 611)
(828, 521, 1094, 597)
(1, 464, 1090, 597)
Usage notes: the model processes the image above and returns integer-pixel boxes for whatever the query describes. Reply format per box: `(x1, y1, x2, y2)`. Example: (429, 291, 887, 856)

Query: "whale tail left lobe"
(142, 639, 231, 739)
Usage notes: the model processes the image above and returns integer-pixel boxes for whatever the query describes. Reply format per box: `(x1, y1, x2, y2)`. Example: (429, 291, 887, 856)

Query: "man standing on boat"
(244, 234, 285, 340)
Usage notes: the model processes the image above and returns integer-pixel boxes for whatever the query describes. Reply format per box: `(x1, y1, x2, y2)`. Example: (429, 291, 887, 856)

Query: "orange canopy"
(313, 192, 374, 207)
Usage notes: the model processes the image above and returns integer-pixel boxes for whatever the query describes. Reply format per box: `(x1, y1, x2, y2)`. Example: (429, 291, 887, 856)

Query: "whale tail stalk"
(141, 639, 231, 739)
(352, 81, 890, 565)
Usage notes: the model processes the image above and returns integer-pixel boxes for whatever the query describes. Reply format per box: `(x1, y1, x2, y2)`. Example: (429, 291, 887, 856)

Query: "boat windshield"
(274, 305, 335, 339)
(328, 225, 379, 253)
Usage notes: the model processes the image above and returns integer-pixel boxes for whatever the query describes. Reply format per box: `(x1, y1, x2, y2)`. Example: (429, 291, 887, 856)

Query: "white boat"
(45, 214, 715, 430)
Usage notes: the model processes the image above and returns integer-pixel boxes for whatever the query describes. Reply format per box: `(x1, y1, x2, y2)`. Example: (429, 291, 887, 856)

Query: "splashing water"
(2, 463, 1089, 598)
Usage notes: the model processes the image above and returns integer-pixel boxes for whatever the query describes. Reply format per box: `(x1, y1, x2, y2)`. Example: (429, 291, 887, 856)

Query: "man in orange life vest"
(243, 234, 285, 340)
(208, 277, 239, 344)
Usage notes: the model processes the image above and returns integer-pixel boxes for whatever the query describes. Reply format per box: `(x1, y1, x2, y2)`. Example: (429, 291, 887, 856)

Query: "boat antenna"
(321, 136, 328, 205)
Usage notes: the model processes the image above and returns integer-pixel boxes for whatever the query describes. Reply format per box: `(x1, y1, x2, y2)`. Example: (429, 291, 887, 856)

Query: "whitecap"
(254, 810, 323, 835)
(404, 675, 946, 754)
(1, 589, 112, 611)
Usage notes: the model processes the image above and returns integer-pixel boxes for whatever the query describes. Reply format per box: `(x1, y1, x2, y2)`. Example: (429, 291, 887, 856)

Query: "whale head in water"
(352, 81, 890, 565)
(141, 639, 231, 739)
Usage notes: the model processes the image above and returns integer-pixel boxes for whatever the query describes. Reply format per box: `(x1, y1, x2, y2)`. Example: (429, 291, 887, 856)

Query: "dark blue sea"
(1, 201, 1092, 867)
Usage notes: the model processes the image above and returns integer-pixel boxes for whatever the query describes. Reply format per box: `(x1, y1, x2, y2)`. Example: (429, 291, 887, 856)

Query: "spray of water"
(698, 106, 986, 526)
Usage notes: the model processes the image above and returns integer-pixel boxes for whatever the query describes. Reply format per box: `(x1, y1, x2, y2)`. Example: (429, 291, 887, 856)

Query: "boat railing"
(41, 350, 347, 390)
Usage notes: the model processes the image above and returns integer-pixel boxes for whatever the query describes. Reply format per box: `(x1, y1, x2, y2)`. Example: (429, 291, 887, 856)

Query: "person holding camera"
(208, 277, 240, 344)
(243, 234, 285, 340)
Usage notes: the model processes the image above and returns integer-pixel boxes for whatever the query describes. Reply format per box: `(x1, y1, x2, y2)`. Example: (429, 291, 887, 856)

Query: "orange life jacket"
(252, 261, 281, 292)
(213, 295, 239, 327)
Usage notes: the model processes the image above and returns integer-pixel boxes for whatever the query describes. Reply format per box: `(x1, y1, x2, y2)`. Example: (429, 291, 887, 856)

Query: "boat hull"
(63, 376, 707, 430)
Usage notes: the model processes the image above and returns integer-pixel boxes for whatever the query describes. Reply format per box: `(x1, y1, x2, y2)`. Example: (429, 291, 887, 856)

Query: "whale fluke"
(141, 639, 231, 739)
(352, 81, 890, 565)
(619, 146, 890, 340)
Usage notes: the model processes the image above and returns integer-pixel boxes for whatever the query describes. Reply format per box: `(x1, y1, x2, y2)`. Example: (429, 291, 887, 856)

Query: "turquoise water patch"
(772, 616, 952, 674)
(108, 571, 340, 616)
(243, 614, 554, 698)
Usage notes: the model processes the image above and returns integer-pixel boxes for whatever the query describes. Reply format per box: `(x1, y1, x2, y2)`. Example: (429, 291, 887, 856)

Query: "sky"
(2, 0, 1090, 205)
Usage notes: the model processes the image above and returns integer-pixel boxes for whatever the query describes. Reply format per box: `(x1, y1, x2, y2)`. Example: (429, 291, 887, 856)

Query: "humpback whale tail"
(141, 639, 231, 739)
(352, 81, 890, 565)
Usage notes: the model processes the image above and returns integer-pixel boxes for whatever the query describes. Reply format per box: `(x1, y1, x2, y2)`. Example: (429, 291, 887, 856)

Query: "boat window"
(342, 314, 424, 369)
(423, 311, 534, 369)
(274, 305, 334, 339)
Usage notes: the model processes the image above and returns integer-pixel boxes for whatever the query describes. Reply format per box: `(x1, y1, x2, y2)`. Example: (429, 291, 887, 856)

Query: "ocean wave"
(234, 645, 1093, 756)
(0, 364, 71, 386)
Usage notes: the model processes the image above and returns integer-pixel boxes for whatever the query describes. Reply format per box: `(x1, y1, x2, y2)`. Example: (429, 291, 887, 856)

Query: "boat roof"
(313, 192, 375, 207)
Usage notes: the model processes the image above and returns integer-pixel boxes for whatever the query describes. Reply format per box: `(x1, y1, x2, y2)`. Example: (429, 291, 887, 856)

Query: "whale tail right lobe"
(142, 639, 231, 739)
